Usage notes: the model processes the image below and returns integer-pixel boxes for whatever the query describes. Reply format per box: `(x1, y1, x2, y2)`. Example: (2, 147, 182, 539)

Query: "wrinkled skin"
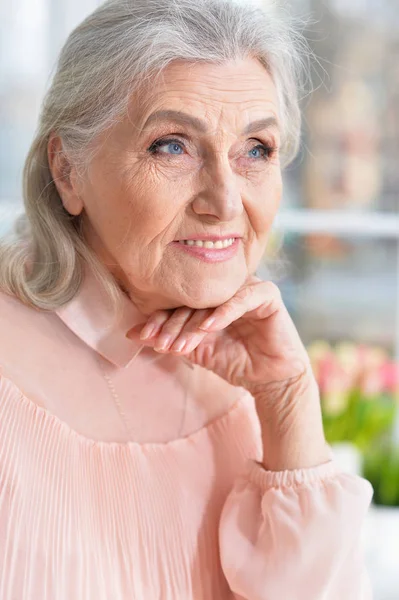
(50, 57, 313, 394)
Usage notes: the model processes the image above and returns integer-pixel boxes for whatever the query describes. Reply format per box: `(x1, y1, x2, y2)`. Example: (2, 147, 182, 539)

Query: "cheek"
(106, 176, 185, 254)
(79, 174, 137, 260)
(250, 171, 282, 232)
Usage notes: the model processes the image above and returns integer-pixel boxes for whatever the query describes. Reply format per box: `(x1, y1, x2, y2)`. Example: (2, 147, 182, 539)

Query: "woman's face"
(64, 57, 282, 315)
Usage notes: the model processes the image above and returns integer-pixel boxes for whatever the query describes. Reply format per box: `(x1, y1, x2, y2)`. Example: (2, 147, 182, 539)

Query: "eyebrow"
(141, 109, 280, 135)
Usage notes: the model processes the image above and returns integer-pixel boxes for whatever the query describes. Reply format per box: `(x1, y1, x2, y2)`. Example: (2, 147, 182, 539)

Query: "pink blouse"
(0, 261, 373, 599)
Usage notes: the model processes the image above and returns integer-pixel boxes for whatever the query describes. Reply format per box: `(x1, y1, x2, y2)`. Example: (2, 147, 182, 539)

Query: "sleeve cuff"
(245, 457, 341, 492)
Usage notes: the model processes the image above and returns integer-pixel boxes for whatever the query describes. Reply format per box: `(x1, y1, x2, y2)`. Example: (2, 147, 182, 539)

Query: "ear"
(47, 132, 84, 216)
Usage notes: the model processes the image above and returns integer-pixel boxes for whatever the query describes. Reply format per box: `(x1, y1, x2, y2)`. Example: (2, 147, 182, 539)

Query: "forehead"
(131, 57, 281, 132)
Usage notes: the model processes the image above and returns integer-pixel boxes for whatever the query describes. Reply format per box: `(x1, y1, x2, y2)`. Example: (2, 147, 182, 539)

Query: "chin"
(177, 277, 245, 309)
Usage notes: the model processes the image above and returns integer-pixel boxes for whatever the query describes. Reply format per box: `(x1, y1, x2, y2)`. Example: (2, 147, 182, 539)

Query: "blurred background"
(0, 0, 398, 597)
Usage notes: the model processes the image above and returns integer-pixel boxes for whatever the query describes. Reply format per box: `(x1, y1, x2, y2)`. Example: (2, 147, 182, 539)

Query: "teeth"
(179, 238, 235, 248)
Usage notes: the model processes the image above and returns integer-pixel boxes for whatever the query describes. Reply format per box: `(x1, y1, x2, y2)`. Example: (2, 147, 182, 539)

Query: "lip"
(173, 234, 242, 241)
(170, 237, 241, 263)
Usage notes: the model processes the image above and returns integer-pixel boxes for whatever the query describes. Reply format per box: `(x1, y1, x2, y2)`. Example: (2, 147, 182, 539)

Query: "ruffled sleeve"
(219, 458, 374, 599)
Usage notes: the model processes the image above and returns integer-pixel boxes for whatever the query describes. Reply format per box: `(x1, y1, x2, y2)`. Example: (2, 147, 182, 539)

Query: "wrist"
(253, 369, 331, 471)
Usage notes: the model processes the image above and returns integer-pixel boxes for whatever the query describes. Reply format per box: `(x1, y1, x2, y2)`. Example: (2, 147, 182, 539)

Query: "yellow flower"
(307, 340, 332, 365)
(334, 342, 362, 386)
(323, 390, 349, 416)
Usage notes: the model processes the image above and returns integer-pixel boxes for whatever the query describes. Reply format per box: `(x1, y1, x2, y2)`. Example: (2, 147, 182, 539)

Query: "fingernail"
(172, 338, 186, 353)
(126, 325, 144, 339)
(140, 324, 156, 340)
(154, 335, 172, 351)
(183, 336, 200, 353)
(200, 317, 216, 330)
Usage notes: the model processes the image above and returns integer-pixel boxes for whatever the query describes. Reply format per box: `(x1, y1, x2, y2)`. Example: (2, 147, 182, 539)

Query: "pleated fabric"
(0, 374, 373, 600)
(0, 261, 374, 599)
(0, 373, 260, 600)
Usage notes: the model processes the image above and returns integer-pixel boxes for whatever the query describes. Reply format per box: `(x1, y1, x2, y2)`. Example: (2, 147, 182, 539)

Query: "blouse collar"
(54, 262, 147, 368)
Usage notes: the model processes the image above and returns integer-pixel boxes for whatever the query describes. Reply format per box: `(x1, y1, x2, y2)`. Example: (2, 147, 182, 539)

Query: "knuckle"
(235, 286, 250, 301)
(265, 281, 281, 299)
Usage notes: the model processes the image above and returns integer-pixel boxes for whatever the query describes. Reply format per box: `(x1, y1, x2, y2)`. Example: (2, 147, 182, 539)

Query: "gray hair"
(0, 0, 311, 317)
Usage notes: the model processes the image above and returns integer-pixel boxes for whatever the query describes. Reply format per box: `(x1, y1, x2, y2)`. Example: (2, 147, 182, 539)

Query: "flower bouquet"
(306, 340, 399, 505)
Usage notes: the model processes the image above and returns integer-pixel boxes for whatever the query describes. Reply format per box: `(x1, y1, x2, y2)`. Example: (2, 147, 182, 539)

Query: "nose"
(191, 157, 244, 222)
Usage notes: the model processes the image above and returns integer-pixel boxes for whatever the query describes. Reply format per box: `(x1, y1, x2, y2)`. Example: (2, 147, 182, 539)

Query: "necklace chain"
(97, 355, 135, 439)
(96, 349, 192, 442)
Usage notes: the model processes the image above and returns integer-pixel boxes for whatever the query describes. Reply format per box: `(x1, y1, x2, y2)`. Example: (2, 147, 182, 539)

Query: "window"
(0, 0, 100, 219)
(1, 0, 398, 362)
(260, 0, 399, 362)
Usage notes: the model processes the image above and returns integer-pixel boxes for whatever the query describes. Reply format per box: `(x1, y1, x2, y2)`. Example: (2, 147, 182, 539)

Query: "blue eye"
(249, 144, 274, 160)
(148, 138, 185, 155)
(148, 138, 276, 160)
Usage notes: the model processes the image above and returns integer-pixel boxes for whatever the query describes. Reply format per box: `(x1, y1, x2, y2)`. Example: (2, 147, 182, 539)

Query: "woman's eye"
(148, 138, 185, 156)
(147, 138, 277, 161)
(248, 144, 276, 160)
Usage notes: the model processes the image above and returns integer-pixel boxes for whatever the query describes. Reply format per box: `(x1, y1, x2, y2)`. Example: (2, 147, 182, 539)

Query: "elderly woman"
(0, 0, 373, 598)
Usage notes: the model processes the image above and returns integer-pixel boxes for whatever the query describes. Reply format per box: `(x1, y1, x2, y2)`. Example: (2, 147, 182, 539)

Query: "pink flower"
(358, 365, 385, 398)
(356, 344, 389, 371)
(319, 353, 352, 393)
(381, 361, 399, 400)
(307, 340, 398, 403)
(334, 342, 362, 388)
(319, 357, 353, 415)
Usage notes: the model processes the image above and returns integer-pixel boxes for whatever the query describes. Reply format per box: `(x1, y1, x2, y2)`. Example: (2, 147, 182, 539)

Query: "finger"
(152, 306, 195, 351)
(154, 307, 212, 352)
(132, 310, 172, 340)
(198, 281, 281, 331)
(171, 331, 208, 355)
(168, 308, 214, 353)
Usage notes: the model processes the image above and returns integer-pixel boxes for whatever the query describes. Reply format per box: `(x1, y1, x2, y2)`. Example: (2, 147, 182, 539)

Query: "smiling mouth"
(177, 238, 236, 248)
(170, 237, 240, 263)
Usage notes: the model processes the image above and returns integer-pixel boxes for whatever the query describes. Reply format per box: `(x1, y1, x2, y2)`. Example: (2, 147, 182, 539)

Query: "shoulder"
(0, 287, 42, 325)
(0, 293, 29, 417)
(0, 289, 47, 356)
(0, 290, 59, 402)
(0, 290, 35, 363)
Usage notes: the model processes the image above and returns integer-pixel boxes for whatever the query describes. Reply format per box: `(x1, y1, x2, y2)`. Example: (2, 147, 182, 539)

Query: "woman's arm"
(219, 457, 373, 600)
(129, 277, 374, 598)
(252, 368, 331, 471)
(218, 375, 374, 600)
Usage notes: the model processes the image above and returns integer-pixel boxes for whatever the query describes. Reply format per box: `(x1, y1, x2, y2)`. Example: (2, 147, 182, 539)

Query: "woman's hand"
(126, 274, 313, 397)
(127, 274, 330, 469)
